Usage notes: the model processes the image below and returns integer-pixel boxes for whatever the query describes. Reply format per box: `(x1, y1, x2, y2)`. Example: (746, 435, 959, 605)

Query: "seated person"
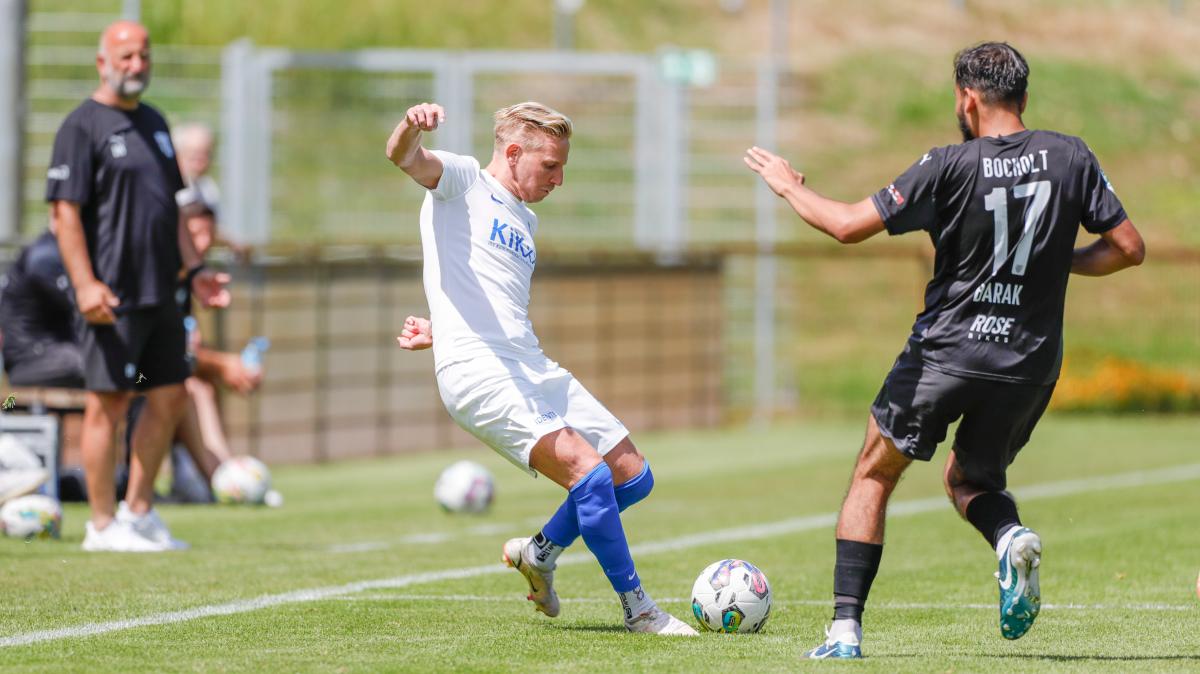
(0, 231, 84, 388)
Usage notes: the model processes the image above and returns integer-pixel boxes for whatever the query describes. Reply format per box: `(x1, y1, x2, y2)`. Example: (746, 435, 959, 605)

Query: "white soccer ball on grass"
(1, 494, 62, 539)
(212, 456, 272, 505)
(434, 460, 495, 514)
(691, 558, 773, 633)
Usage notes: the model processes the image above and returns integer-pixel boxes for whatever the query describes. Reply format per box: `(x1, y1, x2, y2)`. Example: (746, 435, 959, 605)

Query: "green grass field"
(2, 415, 1198, 672)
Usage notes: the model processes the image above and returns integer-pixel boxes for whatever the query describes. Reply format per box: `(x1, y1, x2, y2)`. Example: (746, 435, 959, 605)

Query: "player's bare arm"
(396, 315, 433, 351)
(179, 211, 231, 308)
(744, 146, 885, 244)
(1070, 219, 1145, 276)
(52, 199, 119, 324)
(386, 102, 446, 190)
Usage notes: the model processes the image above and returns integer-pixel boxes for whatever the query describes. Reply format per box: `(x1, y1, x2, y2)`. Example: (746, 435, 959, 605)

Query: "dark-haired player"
(744, 42, 1145, 658)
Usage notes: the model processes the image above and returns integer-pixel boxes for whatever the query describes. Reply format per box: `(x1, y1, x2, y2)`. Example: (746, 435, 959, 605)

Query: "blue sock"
(542, 462, 653, 548)
(568, 462, 639, 593)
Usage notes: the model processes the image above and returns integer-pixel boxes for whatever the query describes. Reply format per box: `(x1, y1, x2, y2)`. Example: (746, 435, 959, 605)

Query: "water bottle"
(183, 316, 199, 362)
(241, 336, 270, 374)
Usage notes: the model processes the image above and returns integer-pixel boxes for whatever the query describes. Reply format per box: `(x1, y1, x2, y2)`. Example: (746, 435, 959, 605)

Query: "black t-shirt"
(0, 232, 76, 358)
(45, 98, 184, 308)
(871, 129, 1127, 385)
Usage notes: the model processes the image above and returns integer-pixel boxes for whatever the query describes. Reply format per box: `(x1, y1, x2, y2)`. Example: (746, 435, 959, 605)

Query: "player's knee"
(614, 461, 653, 511)
(536, 427, 602, 486)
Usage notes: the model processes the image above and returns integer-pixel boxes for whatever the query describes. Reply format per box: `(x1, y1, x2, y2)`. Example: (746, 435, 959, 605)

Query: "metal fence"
(209, 250, 724, 463)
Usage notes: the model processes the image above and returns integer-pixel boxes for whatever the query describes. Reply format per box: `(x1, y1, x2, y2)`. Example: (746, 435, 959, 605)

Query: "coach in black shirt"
(48, 20, 230, 552)
(745, 42, 1145, 658)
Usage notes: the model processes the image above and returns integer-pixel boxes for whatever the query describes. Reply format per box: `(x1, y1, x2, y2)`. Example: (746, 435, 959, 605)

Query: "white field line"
(336, 593, 1198, 612)
(3, 462, 1199, 648)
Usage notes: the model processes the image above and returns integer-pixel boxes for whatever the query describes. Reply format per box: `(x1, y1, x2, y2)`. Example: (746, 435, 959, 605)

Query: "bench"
(2, 387, 88, 500)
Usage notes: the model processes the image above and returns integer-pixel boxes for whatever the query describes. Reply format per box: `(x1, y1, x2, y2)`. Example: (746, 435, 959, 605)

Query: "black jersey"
(0, 232, 75, 357)
(44, 98, 184, 309)
(871, 130, 1127, 385)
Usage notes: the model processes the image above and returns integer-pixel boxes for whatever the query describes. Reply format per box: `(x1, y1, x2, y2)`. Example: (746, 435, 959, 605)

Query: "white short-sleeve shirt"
(420, 150, 543, 370)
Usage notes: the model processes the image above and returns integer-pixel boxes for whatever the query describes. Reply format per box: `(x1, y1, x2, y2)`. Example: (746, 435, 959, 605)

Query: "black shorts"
(75, 303, 191, 392)
(870, 346, 1054, 492)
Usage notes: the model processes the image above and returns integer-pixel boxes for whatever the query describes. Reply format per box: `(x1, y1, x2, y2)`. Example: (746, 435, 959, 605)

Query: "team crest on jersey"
(154, 131, 175, 158)
(887, 183, 905, 205)
(108, 134, 127, 158)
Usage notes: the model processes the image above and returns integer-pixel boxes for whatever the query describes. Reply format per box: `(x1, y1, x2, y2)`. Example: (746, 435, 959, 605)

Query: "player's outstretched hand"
(397, 315, 433, 351)
(193, 268, 232, 309)
(744, 146, 805, 197)
(405, 103, 446, 133)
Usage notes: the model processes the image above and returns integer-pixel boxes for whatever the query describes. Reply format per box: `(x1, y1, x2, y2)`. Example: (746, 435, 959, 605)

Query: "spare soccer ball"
(1, 494, 62, 539)
(212, 456, 272, 504)
(434, 460, 495, 514)
(691, 559, 772, 633)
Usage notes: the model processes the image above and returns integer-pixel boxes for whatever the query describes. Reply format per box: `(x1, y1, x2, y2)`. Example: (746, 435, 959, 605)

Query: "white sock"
(526, 532, 563, 571)
(619, 585, 656, 622)
(995, 524, 1021, 560)
(830, 618, 861, 643)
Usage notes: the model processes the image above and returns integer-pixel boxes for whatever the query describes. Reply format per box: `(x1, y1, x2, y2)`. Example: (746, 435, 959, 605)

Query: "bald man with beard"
(46, 20, 230, 551)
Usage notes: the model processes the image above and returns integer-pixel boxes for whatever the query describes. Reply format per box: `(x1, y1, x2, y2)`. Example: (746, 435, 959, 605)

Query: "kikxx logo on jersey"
(887, 184, 905, 205)
(488, 219, 536, 267)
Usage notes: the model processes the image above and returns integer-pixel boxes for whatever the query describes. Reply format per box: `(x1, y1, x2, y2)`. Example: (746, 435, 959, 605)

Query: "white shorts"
(436, 355, 629, 477)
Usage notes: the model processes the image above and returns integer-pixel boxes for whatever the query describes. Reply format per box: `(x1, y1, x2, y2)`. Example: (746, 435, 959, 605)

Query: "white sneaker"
(625, 607, 699, 636)
(0, 468, 49, 505)
(82, 519, 167, 552)
(117, 502, 189, 550)
(502, 537, 560, 617)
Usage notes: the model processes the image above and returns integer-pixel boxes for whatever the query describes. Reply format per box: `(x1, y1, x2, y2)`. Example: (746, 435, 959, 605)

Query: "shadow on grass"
(546, 623, 629, 634)
(885, 653, 1200, 663)
(988, 654, 1200, 663)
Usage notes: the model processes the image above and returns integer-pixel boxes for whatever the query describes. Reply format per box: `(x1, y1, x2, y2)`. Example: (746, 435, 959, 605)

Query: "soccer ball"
(1, 494, 62, 539)
(434, 460, 495, 514)
(211, 456, 272, 504)
(691, 559, 772, 633)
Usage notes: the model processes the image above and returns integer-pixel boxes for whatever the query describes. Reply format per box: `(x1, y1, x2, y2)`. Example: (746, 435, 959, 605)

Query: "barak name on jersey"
(871, 129, 1126, 385)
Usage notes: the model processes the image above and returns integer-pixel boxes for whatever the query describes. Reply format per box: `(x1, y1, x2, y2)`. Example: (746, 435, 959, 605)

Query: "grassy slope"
(128, 0, 1200, 416)
(2, 416, 1198, 671)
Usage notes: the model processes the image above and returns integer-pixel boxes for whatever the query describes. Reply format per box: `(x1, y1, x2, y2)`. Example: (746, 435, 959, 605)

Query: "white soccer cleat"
(502, 537, 560, 617)
(117, 502, 189, 550)
(0, 468, 49, 505)
(997, 526, 1041, 639)
(81, 519, 168, 552)
(625, 607, 700, 636)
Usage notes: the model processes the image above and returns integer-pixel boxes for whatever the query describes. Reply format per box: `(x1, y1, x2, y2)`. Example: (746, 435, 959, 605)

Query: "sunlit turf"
(2, 415, 1198, 672)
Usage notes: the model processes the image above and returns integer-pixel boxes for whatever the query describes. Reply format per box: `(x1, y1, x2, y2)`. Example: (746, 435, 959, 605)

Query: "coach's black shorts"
(75, 302, 191, 392)
(870, 345, 1055, 492)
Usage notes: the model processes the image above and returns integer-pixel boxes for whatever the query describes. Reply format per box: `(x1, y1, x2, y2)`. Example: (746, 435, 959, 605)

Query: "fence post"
(0, 0, 26, 243)
(435, 53, 472, 155)
(221, 39, 255, 246)
(752, 0, 788, 424)
(657, 73, 687, 258)
(633, 59, 659, 251)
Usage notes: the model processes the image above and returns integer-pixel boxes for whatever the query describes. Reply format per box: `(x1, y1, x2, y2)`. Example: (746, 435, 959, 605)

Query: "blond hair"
(493, 102, 573, 151)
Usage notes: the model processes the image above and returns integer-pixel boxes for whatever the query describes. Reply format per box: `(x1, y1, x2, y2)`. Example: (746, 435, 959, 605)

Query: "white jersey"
(420, 150, 543, 370)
